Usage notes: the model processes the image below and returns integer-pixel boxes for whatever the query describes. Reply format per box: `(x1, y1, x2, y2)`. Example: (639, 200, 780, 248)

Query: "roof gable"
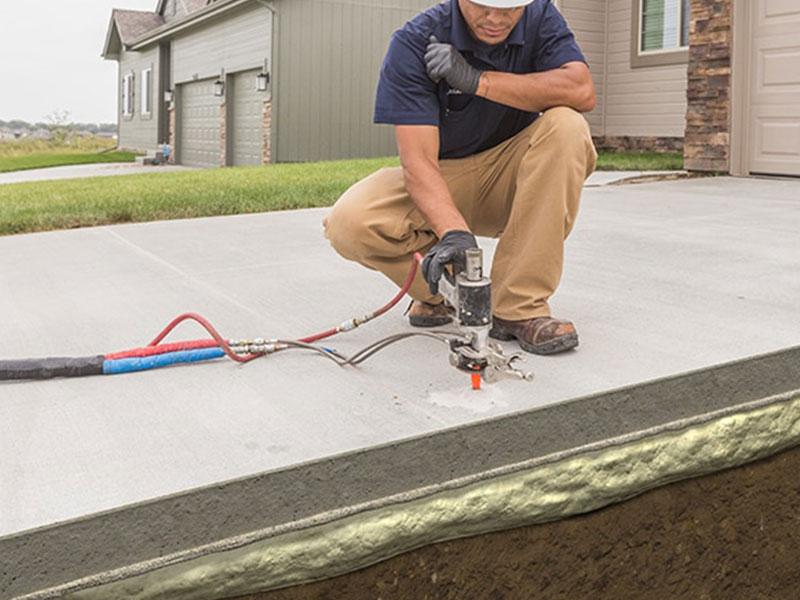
(157, 0, 209, 22)
(102, 9, 165, 59)
(108, 0, 247, 53)
(115, 10, 166, 44)
(102, 17, 123, 60)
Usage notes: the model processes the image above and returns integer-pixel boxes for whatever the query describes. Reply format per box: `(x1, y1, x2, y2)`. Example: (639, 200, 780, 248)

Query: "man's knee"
(531, 107, 596, 176)
(535, 106, 592, 146)
(324, 191, 370, 260)
(324, 167, 405, 260)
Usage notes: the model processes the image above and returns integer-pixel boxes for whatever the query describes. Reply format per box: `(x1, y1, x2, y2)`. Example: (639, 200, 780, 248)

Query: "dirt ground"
(230, 444, 800, 600)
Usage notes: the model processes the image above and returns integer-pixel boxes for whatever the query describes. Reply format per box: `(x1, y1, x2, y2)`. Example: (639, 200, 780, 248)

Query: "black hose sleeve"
(0, 356, 105, 381)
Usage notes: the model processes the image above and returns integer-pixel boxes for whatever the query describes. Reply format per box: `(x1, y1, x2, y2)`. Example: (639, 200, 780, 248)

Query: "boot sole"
(489, 326, 579, 356)
(409, 314, 453, 328)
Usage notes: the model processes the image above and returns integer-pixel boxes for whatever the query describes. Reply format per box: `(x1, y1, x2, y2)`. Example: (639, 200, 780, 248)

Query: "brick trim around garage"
(684, 0, 733, 173)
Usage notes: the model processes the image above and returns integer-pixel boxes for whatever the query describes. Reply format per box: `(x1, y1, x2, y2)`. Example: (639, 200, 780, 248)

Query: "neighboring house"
(103, 0, 800, 177)
(31, 129, 53, 140)
(0, 128, 28, 140)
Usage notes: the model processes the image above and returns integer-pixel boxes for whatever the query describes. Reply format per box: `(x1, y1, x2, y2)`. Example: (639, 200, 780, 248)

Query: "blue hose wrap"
(103, 348, 227, 375)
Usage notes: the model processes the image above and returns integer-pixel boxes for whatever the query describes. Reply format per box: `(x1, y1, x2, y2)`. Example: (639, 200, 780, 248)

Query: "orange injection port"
(471, 371, 481, 391)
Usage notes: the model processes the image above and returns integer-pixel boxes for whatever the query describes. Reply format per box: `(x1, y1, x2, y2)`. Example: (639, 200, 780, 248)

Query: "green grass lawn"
(0, 151, 682, 237)
(596, 151, 683, 171)
(0, 136, 139, 173)
(0, 151, 140, 173)
(0, 157, 400, 236)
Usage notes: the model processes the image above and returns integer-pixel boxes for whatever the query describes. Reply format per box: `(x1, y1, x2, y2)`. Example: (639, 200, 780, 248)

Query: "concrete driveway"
(1, 175, 799, 600)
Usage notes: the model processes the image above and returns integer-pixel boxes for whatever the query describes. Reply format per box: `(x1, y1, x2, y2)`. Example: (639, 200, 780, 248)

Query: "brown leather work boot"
(408, 300, 454, 328)
(489, 316, 579, 355)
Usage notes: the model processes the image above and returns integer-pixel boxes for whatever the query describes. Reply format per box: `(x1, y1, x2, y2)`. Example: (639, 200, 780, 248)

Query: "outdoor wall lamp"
(164, 89, 174, 103)
(256, 71, 270, 92)
(256, 59, 270, 92)
(214, 69, 225, 97)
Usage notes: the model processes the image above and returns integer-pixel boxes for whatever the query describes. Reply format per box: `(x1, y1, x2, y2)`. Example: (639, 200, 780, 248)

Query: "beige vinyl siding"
(273, 0, 436, 163)
(604, 0, 686, 137)
(118, 46, 161, 153)
(558, 1, 606, 135)
(171, 3, 271, 85)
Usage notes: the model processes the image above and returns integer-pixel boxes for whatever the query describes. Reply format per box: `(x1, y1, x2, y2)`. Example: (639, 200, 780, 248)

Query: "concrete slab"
(0, 162, 194, 185)
(1, 176, 799, 599)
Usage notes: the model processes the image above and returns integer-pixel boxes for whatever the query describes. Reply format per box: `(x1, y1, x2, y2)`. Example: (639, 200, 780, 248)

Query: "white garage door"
(230, 69, 265, 167)
(749, 0, 800, 176)
(179, 79, 221, 169)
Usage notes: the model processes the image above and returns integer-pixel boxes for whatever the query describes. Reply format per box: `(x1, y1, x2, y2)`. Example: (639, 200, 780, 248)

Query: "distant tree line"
(0, 118, 116, 135)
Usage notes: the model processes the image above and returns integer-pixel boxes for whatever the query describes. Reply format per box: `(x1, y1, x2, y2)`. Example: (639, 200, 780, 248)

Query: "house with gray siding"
(103, 0, 435, 167)
(103, 0, 800, 177)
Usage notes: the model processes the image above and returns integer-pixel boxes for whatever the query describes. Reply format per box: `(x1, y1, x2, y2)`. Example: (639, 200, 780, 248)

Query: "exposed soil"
(231, 444, 800, 600)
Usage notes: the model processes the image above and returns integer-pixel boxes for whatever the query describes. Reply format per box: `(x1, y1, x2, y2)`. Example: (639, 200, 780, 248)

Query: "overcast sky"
(0, 0, 159, 124)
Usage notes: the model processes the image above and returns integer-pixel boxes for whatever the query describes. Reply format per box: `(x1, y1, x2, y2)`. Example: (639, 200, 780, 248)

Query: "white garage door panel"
(231, 69, 264, 167)
(761, 0, 800, 21)
(757, 121, 800, 155)
(179, 80, 221, 169)
(761, 48, 800, 87)
(749, 1, 800, 176)
(754, 118, 800, 173)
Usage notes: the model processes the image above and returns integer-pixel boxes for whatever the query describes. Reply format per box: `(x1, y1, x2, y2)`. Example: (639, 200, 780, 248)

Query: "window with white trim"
(141, 68, 152, 116)
(640, 0, 690, 54)
(122, 73, 135, 117)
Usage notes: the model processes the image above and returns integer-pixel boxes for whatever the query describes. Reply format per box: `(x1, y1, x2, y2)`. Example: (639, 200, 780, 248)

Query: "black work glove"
(425, 36, 482, 94)
(421, 230, 479, 296)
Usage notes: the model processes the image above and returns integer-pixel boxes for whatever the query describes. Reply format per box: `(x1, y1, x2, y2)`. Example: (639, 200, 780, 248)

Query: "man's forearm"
(401, 156, 469, 239)
(476, 62, 595, 114)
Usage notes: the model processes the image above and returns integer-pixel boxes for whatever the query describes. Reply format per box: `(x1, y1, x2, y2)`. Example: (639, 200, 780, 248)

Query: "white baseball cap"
(469, 0, 534, 7)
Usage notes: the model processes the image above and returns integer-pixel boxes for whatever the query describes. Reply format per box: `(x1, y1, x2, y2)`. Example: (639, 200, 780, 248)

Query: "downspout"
(601, 0, 610, 141)
(729, 0, 749, 176)
(117, 61, 123, 151)
(254, 0, 279, 163)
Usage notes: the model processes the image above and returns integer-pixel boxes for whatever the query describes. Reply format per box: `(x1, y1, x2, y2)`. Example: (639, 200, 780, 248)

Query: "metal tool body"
(438, 248, 533, 383)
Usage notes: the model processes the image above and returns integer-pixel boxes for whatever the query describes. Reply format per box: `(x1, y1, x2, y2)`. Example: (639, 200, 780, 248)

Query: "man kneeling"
(324, 0, 597, 355)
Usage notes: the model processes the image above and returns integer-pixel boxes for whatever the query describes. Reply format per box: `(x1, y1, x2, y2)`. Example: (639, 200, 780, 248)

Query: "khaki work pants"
(323, 107, 597, 320)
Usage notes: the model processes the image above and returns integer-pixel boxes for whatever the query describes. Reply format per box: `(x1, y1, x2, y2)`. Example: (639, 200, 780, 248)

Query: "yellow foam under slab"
(52, 390, 800, 600)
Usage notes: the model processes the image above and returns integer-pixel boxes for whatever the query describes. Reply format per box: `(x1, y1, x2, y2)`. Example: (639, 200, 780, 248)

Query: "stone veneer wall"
(684, 0, 733, 172)
(220, 102, 227, 168)
(593, 136, 685, 154)
(168, 105, 176, 165)
(262, 99, 272, 164)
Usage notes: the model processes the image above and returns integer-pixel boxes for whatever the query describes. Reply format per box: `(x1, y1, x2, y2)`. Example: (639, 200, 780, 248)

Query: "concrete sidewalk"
(1, 176, 799, 599)
(0, 161, 193, 184)
(0, 162, 672, 186)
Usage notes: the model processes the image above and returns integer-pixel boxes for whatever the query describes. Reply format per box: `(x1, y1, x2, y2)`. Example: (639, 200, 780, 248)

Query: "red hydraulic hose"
(147, 312, 263, 363)
(106, 339, 220, 360)
(299, 252, 423, 343)
(139, 253, 423, 363)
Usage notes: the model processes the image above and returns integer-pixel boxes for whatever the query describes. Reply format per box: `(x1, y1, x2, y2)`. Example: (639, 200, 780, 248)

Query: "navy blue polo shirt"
(374, 0, 586, 159)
